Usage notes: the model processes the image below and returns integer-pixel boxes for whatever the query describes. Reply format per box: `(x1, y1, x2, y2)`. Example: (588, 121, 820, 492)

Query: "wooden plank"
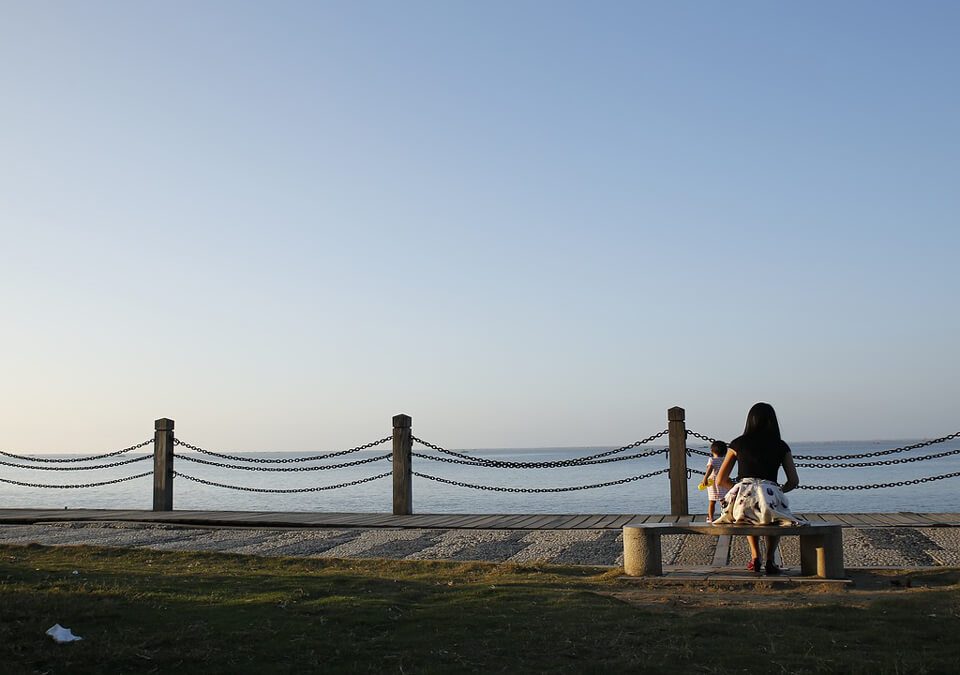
(485, 515, 537, 529)
(328, 513, 394, 527)
(576, 515, 610, 529)
(906, 512, 956, 526)
(609, 515, 640, 528)
(464, 515, 509, 529)
(594, 514, 626, 528)
(509, 515, 556, 529)
(566, 515, 603, 529)
(857, 513, 899, 526)
(503, 514, 547, 529)
(533, 515, 580, 530)
(827, 514, 863, 527)
(520, 515, 563, 530)
(386, 514, 457, 529)
(799, 513, 828, 523)
(431, 514, 488, 529)
(550, 515, 590, 529)
(359, 514, 414, 527)
(914, 513, 960, 526)
(444, 515, 498, 530)
(874, 513, 904, 527)
(886, 512, 926, 526)
(840, 514, 881, 526)
(626, 514, 663, 525)
(422, 514, 488, 528)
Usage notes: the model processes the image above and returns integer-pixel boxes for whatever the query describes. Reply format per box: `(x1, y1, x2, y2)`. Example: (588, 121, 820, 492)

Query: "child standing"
(701, 440, 727, 523)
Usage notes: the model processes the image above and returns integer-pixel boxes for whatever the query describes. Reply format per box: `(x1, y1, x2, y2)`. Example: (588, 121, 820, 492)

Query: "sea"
(1, 438, 958, 515)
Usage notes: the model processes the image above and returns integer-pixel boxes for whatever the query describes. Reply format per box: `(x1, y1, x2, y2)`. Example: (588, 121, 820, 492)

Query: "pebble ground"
(2, 521, 959, 568)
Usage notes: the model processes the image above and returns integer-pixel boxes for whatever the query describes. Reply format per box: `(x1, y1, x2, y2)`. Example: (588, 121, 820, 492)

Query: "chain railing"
(686, 428, 960, 491)
(411, 430, 668, 469)
(173, 436, 392, 463)
(412, 446, 668, 468)
(176, 452, 391, 472)
(0, 471, 153, 489)
(0, 455, 152, 471)
(173, 470, 391, 493)
(794, 432, 960, 461)
(799, 470, 960, 491)
(1, 418, 957, 510)
(404, 430, 673, 498)
(0, 439, 153, 463)
(162, 436, 397, 495)
(0, 439, 154, 489)
(412, 467, 670, 493)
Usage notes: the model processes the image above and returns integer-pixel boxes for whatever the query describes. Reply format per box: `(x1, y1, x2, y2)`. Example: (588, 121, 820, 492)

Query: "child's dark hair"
(710, 440, 727, 456)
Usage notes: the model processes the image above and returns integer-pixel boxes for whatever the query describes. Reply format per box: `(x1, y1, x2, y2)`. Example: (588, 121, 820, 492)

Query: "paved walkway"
(1, 520, 958, 569)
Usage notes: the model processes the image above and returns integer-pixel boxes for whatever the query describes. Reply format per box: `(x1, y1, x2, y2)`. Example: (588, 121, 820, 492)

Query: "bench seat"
(622, 521, 844, 579)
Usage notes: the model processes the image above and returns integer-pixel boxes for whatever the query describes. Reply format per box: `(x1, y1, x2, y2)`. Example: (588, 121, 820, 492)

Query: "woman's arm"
(781, 452, 799, 493)
(715, 449, 738, 491)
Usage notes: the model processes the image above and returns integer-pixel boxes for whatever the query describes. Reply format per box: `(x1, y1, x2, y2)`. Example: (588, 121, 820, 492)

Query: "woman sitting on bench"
(714, 402, 806, 575)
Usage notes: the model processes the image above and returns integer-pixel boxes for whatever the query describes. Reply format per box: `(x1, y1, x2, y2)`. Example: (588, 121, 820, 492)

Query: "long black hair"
(743, 402, 781, 440)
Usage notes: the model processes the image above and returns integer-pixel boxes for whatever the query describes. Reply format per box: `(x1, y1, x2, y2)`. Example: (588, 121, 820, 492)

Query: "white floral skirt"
(714, 478, 808, 526)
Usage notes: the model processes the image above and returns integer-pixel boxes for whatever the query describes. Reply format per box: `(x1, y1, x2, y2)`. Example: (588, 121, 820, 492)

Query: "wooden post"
(667, 406, 688, 516)
(392, 414, 412, 515)
(153, 418, 175, 511)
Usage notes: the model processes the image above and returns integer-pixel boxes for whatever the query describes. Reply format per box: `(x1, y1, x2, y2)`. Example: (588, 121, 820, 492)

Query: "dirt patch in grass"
(606, 569, 960, 611)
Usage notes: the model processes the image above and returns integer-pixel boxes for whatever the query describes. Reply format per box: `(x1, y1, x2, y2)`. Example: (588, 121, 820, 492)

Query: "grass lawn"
(1, 543, 958, 673)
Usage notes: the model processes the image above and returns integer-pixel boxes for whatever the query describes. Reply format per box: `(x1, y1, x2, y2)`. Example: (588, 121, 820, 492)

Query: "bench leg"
(623, 527, 662, 576)
(799, 529, 845, 579)
(820, 528, 845, 579)
(799, 534, 820, 576)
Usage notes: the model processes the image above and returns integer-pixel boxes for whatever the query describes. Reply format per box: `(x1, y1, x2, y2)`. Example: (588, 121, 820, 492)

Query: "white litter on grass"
(46, 624, 83, 643)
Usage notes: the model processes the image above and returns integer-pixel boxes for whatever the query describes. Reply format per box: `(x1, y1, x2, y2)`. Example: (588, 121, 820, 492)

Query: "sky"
(1, 1, 958, 453)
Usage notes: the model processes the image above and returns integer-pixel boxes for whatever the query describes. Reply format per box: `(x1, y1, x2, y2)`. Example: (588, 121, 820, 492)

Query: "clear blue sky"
(1, 1, 957, 452)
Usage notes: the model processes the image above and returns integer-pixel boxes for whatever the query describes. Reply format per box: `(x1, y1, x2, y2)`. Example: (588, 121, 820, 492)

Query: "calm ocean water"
(2, 438, 958, 515)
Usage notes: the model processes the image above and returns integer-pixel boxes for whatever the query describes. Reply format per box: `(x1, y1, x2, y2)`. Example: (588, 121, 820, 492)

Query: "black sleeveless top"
(729, 433, 790, 482)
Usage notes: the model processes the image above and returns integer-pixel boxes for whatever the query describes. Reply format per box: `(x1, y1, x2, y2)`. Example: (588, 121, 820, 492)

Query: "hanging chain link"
(686, 430, 718, 444)
(0, 454, 152, 471)
(796, 446, 960, 469)
(0, 439, 153, 464)
(794, 432, 960, 461)
(411, 430, 669, 469)
(800, 470, 960, 491)
(411, 446, 667, 468)
(173, 436, 392, 464)
(173, 470, 391, 493)
(685, 430, 718, 457)
(176, 453, 391, 472)
(0, 471, 153, 489)
(411, 467, 670, 493)
(687, 429, 960, 463)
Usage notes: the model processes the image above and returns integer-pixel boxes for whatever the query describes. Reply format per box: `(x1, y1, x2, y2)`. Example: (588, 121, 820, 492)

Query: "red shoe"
(747, 557, 762, 574)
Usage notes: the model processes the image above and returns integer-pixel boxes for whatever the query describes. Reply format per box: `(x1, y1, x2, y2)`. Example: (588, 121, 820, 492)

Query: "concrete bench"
(623, 522, 845, 579)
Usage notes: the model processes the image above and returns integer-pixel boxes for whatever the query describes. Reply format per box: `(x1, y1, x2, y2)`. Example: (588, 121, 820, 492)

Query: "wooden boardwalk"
(0, 509, 958, 529)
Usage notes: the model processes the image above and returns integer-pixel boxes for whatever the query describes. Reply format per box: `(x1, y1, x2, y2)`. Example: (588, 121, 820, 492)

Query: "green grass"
(1, 543, 958, 673)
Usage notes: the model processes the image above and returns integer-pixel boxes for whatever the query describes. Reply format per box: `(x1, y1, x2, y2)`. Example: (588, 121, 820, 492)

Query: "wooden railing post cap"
(392, 414, 412, 428)
(155, 418, 175, 431)
(667, 407, 685, 421)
